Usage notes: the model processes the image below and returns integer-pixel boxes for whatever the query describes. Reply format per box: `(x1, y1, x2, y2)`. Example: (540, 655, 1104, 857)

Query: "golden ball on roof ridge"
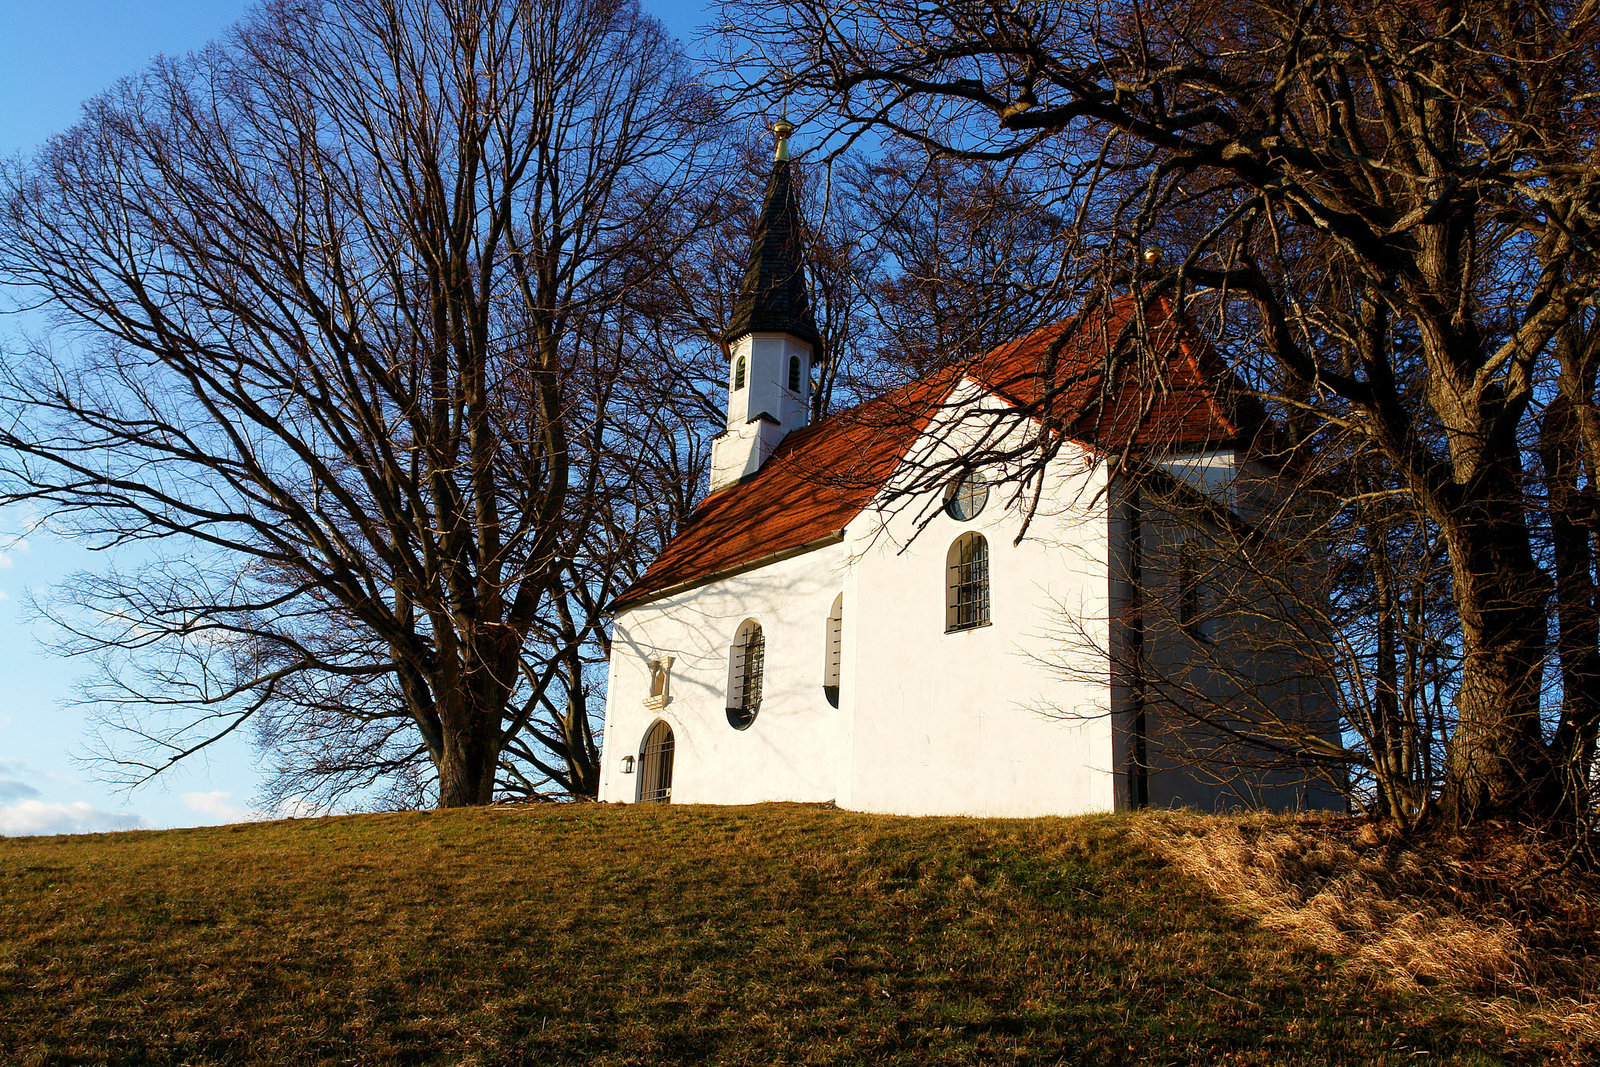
(1143, 247, 1162, 265)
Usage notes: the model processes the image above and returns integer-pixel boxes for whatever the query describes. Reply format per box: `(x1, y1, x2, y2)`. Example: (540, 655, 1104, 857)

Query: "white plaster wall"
(598, 542, 848, 805)
(711, 334, 813, 492)
(1154, 451, 1289, 528)
(1135, 505, 1345, 813)
(778, 338, 811, 427)
(1156, 449, 1238, 503)
(837, 382, 1119, 817)
(726, 334, 810, 426)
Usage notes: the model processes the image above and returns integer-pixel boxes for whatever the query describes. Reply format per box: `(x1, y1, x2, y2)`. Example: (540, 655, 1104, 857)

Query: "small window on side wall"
(823, 593, 843, 708)
(727, 619, 764, 729)
(733, 355, 747, 390)
(946, 532, 991, 632)
(788, 354, 803, 392)
(1178, 540, 1205, 639)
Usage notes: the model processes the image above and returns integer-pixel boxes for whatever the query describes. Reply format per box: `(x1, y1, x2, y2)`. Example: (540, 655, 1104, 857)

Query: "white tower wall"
(709, 334, 813, 492)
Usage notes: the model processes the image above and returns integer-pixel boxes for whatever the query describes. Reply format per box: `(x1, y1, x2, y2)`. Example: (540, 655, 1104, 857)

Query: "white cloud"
(180, 790, 258, 824)
(0, 755, 73, 790)
(270, 796, 323, 820)
(0, 758, 56, 801)
(0, 757, 76, 789)
(0, 799, 150, 836)
(0, 534, 33, 602)
(0, 776, 40, 801)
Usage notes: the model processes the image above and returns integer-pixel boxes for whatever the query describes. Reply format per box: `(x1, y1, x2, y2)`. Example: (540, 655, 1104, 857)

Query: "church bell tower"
(708, 119, 822, 493)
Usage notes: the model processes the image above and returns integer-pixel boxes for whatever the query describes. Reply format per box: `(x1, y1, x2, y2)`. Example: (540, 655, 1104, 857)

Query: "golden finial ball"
(1143, 247, 1162, 265)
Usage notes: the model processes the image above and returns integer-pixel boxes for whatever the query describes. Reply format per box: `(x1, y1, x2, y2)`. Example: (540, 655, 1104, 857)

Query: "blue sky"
(0, 0, 710, 835)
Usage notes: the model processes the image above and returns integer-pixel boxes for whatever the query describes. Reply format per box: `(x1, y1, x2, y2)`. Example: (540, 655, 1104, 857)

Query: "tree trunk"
(438, 709, 501, 808)
(1439, 470, 1560, 823)
(1541, 397, 1600, 808)
(1361, 478, 1410, 822)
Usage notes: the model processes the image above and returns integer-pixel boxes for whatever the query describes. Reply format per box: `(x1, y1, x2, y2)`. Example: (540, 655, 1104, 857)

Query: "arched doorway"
(637, 720, 675, 804)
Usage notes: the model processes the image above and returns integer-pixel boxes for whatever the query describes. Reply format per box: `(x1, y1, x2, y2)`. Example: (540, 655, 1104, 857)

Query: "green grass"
(0, 804, 1562, 1065)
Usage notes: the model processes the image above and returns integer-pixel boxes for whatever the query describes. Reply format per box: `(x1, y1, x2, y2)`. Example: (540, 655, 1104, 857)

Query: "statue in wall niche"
(645, 655, 673, 709)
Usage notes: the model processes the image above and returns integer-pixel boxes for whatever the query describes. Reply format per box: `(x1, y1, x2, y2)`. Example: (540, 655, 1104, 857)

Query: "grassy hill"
(0, 804, 1591, 1065)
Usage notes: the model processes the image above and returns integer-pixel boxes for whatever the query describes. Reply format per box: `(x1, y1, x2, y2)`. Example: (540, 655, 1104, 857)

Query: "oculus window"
(944, 470, 990, 521)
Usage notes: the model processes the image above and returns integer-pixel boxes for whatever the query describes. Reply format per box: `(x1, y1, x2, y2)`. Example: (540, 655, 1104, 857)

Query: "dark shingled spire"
(725, 122, 821, 351)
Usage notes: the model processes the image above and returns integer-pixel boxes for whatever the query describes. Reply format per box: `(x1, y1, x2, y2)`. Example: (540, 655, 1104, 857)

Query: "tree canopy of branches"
(720, 0, 1600, 825)
(0, 0, 726, 808)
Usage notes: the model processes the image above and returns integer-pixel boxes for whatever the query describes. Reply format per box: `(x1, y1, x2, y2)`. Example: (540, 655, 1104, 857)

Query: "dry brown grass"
(1131, 811, 1600, 1053)
(0, 804, 1547, 1065)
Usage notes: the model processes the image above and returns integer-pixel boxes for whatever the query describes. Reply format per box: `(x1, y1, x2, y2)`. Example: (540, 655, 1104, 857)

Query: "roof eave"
(724, 322, 823, 351)
(609, 528, 848, 615)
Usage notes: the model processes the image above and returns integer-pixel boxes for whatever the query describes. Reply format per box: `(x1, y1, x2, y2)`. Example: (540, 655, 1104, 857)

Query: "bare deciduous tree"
(0, 0, 727, 808)
(718, 0, 1600, 825)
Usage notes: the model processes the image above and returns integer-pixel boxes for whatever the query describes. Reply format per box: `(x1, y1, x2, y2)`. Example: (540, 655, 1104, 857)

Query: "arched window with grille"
(733, 355, 747, 390)
(946, 533, 991, 632)
(788, 354, 803, 391)
(823, 593, 843, 708)
(727, 619, 764, 729)
(637, 720, 674, 803)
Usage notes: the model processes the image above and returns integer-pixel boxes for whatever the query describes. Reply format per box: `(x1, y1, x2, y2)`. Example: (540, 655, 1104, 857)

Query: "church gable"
(963, 296, 1269, 454)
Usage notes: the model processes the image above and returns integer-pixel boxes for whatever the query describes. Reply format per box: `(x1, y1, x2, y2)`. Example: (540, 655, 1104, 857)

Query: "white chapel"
(597, 126, 1340, 817)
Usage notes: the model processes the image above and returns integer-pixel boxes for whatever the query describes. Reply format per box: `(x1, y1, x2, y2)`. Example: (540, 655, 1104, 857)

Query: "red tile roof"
(970, 295, 1264, 451)
(612, 373, 955, 610)
(613, 298, 1264, 609)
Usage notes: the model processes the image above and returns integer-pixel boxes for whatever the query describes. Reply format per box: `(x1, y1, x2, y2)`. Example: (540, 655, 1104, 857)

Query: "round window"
(944, 470, 989, 521)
